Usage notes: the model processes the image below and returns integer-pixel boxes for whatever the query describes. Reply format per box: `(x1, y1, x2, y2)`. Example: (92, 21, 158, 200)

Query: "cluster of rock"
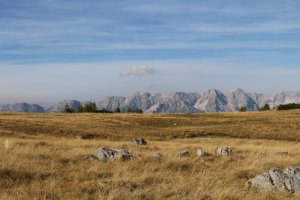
(132, 138, 147, 145)
(247, 167, 300, 195)
(93, 147, 133, 161)
(176, 150, 190, 157)
(176, 147, 232, 157)
(216, 147, 232, 156)
(92, 137, 149, 161)
(197, 149, 210, 157)
(91, 137, 232, 161)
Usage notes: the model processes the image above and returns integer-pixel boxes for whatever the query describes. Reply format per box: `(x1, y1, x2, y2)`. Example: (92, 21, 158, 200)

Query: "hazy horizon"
(1, 0, 300, 105)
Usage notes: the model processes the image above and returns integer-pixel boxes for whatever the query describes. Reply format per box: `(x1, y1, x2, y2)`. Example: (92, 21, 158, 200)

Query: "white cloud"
(121, 65, 156, 77)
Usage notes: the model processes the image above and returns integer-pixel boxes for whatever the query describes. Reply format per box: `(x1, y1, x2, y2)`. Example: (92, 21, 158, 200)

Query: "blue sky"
(0, 0, 300, 105)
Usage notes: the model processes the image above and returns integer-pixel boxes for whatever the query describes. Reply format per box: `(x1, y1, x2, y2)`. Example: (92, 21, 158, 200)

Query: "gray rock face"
(271, 91, 300, 106)
(196, 149, 210, 157)
(125, 92, 155, 111)
(132, 138, 147, 145)
(225, 88, 259, 111)
(248, 93, 272, 108)
(194, 89, 230, 112)
(93, 147, 133, 161)
(216, 147, 232, 156)
(1, 103, 45, 113)
(247, 171, 275, 191)
(146, 92, 201, 113)
(97, 96, 126, 112)
(97, 92, 201, 113)
(176, 150, 189, 157)
(48, 100, 82, 112)
(247, 167, 300, 195)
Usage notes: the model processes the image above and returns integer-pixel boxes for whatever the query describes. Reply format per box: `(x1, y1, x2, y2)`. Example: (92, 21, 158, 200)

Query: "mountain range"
(1, 89, 300, 113)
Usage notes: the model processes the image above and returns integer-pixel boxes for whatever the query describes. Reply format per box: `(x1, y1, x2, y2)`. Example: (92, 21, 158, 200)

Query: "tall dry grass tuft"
(4, 138, 10, 150)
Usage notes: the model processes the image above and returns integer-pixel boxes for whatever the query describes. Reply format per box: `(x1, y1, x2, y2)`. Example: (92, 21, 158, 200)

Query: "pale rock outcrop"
(196, 149, 210, 157)
(132, 138, 147, 145)
(176, 150, 189, 157)
(93, 147, 133, 161)
(216, 147, 232, 156)
(247, 167, 300, 195)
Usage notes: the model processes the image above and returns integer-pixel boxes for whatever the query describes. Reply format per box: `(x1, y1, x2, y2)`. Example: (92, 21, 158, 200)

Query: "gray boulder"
(196, 149, 210, 157)
(93, 147, 133, 161)
(247, 171, 275, 191)
(176, 150, 189, 157)
(132, 138, 147, 145)
(216, 147, 232, 156)
(268, 168, 288, 192)
(247, 167, 300, 195)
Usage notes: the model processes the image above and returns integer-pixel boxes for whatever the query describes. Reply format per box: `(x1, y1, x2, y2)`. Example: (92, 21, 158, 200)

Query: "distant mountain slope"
(2, 89, 300, 113)
(97, 92, 200, 113)
(225, 88, 259, 111)
(145, 92, 201, 113)
(271, 91, 300, 105)
(1, 103, 45, 113)
(194, 89, 231, 112)
(47, 100, 82, 112)
(248, 93, 271, 108)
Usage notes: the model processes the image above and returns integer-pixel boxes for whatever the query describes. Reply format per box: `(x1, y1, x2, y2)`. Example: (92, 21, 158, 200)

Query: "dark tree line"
(277, 103, 300, 111)
(63, 103, 143, 114)
(259, 104, 270, 111)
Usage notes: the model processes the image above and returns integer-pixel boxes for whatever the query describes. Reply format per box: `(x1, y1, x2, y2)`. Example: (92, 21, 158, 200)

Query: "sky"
(0, 0, 300, 105)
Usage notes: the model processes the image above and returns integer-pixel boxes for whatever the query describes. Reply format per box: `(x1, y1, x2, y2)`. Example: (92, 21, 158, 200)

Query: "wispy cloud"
(1, 0, 300, 64)
(121, 65, 156, 77)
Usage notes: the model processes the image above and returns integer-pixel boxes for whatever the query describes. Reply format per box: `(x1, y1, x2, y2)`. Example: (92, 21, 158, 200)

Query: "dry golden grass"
(0, 110, 300, 199)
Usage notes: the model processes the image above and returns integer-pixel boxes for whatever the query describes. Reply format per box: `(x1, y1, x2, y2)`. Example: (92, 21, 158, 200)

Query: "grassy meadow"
(0, 110, 300, 199)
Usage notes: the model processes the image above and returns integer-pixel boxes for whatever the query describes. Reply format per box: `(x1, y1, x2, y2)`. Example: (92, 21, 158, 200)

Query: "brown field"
(0, 110, 300, 200)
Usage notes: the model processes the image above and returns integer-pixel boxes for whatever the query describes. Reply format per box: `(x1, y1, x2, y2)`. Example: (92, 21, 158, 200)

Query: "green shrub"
(63, 104, 74, 113)
(240, 107, 247, 112)
(259, 104, 270, 111)
(76, 102, 97, 113)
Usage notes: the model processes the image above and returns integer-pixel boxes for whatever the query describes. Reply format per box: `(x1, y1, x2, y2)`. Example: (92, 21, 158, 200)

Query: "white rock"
(93, 147, 133, 161)
(196, 149, 210, 157)
(176, 150, 189, 157)
(216, 147, 232, 156)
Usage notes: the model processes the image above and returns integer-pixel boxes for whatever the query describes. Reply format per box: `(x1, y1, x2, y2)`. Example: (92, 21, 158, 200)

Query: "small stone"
(132, 138, 147, 145)
(216, 147, 232, 156)
(154, 152, 162, 160)
(176, 150, 189, 157)
(196, 149, 210, 157)
(93, 147, 133, 161)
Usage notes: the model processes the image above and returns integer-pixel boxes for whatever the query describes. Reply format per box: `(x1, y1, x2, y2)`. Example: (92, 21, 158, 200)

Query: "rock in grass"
(132, 138, 147, 145)
(176, 150, 189, 157)
(196, 149, 210, 157)
(216, 147, 232, 156)
(93, 147, 133, 161)
(247, 167, 300, 195)
(154, 152, 162, 160)
(247, 171, 275, 191)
